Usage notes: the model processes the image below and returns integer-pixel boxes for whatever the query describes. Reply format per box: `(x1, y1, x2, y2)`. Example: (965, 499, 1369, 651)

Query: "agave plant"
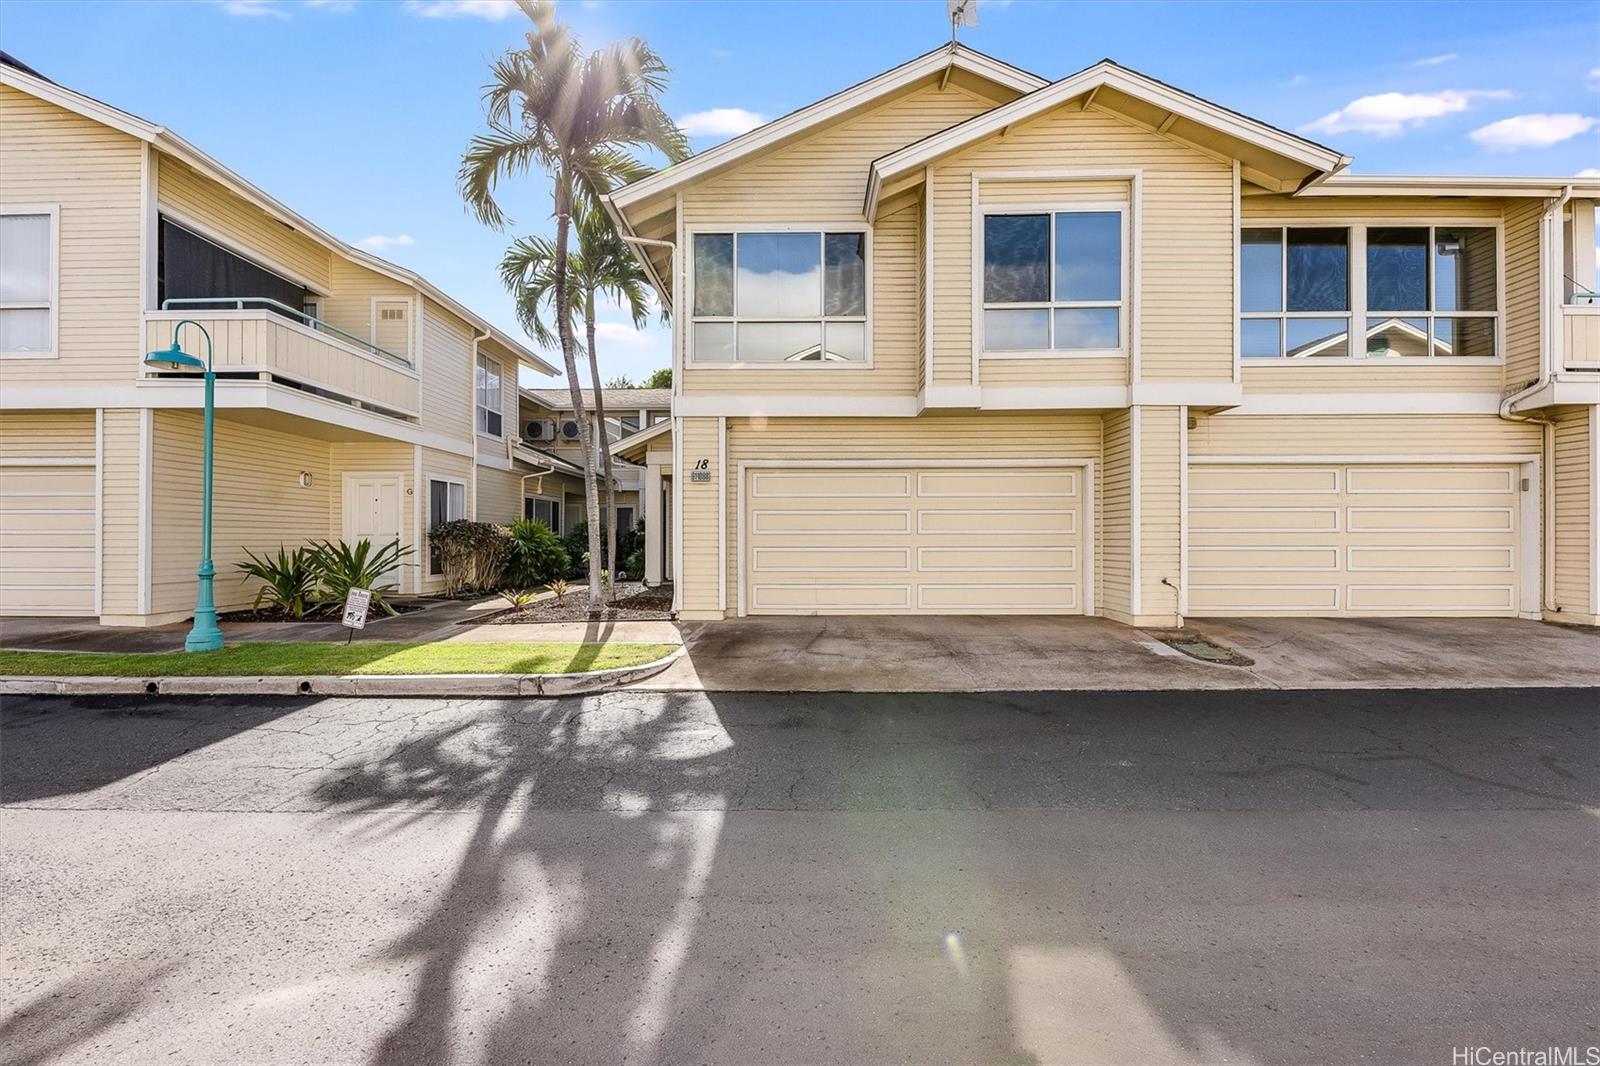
(307, 538, 413, 616)
(236, 545, 318, 620)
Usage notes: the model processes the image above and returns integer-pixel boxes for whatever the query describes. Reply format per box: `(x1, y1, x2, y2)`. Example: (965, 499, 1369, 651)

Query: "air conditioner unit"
(559, 419, 583, 442)
(523, 420, 557, 442)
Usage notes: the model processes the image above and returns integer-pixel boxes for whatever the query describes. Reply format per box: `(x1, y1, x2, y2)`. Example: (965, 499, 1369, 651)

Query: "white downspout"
(469, 327, 490, 520)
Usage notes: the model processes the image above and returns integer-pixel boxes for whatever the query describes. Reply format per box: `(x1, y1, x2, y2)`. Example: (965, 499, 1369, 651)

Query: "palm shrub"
(306, 537, 412, 616)
(236, 545, 318, 619)
(504, 518, 569, 588)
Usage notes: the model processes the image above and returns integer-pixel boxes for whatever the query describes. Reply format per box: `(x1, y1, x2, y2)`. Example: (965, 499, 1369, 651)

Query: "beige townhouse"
(0, 56, 586, 625)
(517, 386, 671, 537)
(606, 44, 1600, 626)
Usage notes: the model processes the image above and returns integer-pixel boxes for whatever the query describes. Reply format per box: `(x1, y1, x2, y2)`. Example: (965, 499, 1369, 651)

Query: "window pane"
(1241, 228, 1283, 313)
(1053, 307, 1119, 349)
(1286, 317, 1350, 358)
(429, 482, 448, 529)
(1367, 227, 1428, 312)
(449, 483, 465, 518)
(692, 233, 734, 316)
(822, 321, 866, 362)
(983, 214, 1049, 303)
(735, 321, 822, 362)
(984, 308, 1049, 350)
(1435, 228, 1496, 312)
(737, 232, 820, 317)
(1054, 212, 1121, 302)
(0, 214, 50, 303)
(0, 308, 50, 352)
(1240, 318, 1281, 358)
(1434, 317, 1496, 358)
(823, 233, 866, 317)
(1366, 317, 1431, 358)
(692, 321, 735, 362)
(1286, 228, 1348, 312)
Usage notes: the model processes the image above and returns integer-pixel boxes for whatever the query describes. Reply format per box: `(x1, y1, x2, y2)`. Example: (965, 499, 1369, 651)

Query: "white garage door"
(0, 463, 97, 615)
(743, 464, 1086, 615)
(1187, 462, 1521, 617)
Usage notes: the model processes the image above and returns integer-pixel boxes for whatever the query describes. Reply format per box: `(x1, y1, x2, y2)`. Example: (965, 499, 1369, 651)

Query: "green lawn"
(0, 641, 678, 678)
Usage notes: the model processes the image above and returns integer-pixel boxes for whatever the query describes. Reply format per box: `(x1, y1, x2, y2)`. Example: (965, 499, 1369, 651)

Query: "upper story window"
(982, 209, 1125, 355)
(476, 354, 503, 436)
(1241, 224, 1499, 360)
(1, 207, 57, 358)
(689, 229, 868, 365)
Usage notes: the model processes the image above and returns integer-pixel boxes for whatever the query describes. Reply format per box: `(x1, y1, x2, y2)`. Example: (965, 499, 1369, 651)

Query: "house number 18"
(691, 458, 711, 483)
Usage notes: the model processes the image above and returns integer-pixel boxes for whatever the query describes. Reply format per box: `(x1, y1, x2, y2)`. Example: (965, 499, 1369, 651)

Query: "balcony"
(142, 299, 420, 419)
(1562, 304, 1600, 372)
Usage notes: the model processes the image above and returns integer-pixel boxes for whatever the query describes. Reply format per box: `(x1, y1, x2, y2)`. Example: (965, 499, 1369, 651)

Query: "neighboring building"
(604, 45, 1600, 625)
(0, 58, 578, 624)
(518, 387, 672, 537)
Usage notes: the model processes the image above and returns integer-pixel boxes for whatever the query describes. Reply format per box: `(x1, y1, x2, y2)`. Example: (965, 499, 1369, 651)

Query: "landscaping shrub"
(307, 537, 413, 616)
(561, 520, 594, 579)
(504, 518, 569, 589)
(430, 520, 511, 594)
(236, 545, 318, 619)
(622, 548, 645, 581)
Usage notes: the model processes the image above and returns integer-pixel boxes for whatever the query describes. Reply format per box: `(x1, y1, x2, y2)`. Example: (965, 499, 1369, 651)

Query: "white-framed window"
(524, 495, 562, 533)
(427, 477, 467, 575)
(980, 206, 1126, 356)
(475, 354, 503, 436)
(1, 205, 58, 359)
(688, 227, 869, 366)
(1241, 223, 1500, 360)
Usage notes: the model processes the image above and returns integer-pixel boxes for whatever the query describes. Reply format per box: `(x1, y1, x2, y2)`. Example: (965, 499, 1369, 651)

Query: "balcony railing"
(144, 302, 420, 418)
(1561, 304, 1600, 372)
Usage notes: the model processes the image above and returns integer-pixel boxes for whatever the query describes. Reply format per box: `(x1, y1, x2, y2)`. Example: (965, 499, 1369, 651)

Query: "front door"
(343, 474, 405, 592)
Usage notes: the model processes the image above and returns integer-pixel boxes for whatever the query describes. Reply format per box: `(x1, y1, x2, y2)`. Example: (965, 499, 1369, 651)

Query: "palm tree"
(459, 0, 686, 614)
(501, 200, 657, 592)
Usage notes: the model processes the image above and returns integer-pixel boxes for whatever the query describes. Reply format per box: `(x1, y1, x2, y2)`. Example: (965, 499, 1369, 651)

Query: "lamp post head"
(143, 340, 206, 371)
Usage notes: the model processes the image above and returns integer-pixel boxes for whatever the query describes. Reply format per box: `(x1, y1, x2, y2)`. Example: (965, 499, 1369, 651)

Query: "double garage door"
(0, 463, 97, 615)
(743, 464, 1085, 615)
(1187, 462, 1523, 617)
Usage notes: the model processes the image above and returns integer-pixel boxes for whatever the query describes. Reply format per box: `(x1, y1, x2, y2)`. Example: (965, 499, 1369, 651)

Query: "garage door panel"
(1190, 466, 1340, 494)
(751, 547, 911, 572)
(1190, 508, 1340, 533)
(750, 471, 909, 498)
(918, 508, 1074, 535)
(918, 470, 1077, 498)
(918, 583, 1078, 612)
(1346, 507, 1512, 533)
(1347, 545, 1514, 571)
(1346, 585, 1514, 611)
(1187, 584, 1341, 612)
(752, 509, 910, 534)
(1, 462, 96, 616)
(0, 469, 96, 494)
(1190, 546, 1340, 571)
(918, 545, 1075, 572)
(1346, 467, 1515, 494)
(752, 584, 912, 611)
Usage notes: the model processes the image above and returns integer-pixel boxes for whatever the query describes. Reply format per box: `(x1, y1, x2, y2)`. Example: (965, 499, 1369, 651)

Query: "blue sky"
(4, 0, 1597, 387)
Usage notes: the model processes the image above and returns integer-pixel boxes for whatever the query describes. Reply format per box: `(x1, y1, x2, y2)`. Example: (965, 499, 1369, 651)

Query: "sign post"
(341, 588, 372, 644)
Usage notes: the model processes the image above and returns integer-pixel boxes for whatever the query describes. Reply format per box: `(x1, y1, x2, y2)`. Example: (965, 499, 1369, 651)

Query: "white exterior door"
(343, 474, 404, 591)
(1187, 462, 1524, 617)
(743, 463, 1088, 615)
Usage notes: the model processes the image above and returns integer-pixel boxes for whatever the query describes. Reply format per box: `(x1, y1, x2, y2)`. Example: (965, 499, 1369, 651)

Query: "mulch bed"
(487, 581, 673, 623)
(217, 601, 428, 624)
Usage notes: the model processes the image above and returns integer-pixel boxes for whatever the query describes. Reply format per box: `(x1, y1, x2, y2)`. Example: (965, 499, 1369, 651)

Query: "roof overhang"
(1293, 174, 1600, 199)
(0, 63, 557, 378)
(866, 60, 1352, 220)
(511, 443, 584, 477)
(614, 419, 672, 463)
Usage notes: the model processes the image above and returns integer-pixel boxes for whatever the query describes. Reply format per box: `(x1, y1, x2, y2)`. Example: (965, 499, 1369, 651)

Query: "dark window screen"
(158, 219, 308, 321)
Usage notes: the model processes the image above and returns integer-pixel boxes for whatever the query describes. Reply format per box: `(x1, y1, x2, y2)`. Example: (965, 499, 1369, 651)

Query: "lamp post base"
(185, 563, 225, 653)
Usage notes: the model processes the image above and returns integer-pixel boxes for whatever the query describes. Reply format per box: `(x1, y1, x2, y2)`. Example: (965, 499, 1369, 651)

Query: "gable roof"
(0, 60, 557, 376)
(613, 418, 672, 463)
(865, 58, 1352, 218)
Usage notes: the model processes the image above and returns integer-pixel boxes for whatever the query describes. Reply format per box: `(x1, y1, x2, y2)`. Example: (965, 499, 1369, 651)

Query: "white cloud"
(404, 0, 519, 20)
(305, 0, 356, 9)
(1468, 113, 1599, 152)
(1281, 74, 1309, 88)
(593, 321, 658, 348)
(357, 234, 415, 251)
(215, 0, 289, 16)
(1588, 67, 1600, 90)
(1414, 53, 1458, 67)
(677, 108, 768, 137)
(709, 48, 733, 59)
(1302, 89, 1511, 137)
(1577, 167, 1600, 178)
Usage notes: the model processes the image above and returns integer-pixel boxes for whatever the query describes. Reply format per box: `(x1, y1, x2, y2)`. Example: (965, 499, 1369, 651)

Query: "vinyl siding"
(1138, 406, 1182, 621)
(99, 409, 142, 616)
(0, 86, 143, 386)
(420, 300, 475, 441)
(1099, 410, 1132, 617)
(1552, 405, 1595, 617)
(1503, 198, 1543, 390)
(156, 154, 332, 292)
(1189, 413, 1541, 457)
(933, 105, 1234, 388)
(320, 257, 415, 358)
(678, 417, 722, 617)
(474, 465, 522, 525)
(0, 410, 99, 616)
(420, 447, 472, 594)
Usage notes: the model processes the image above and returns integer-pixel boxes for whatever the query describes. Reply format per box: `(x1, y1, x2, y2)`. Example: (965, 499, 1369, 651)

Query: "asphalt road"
(2, 688, 1596, 1066)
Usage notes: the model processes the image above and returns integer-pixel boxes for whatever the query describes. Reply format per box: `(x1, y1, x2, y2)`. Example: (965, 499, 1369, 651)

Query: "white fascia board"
(1301, 174, 1600, 199)
(610, 45, 1047, 214)
(1224, 392, 1507, 416)
(674, 394, 922, 418)
(601, 192, 674, 313)
(866, 62, 1347, 218)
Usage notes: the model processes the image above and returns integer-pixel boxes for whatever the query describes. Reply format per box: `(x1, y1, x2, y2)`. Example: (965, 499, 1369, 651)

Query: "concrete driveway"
(648, 614, 1600, 692)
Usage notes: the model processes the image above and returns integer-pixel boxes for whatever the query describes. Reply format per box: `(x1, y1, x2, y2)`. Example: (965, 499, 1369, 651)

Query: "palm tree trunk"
(552, 173, 603, 614)
(584, 291, 618, 600)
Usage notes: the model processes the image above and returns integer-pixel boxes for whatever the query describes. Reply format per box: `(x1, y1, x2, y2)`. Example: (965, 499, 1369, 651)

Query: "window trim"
(475, 352, 504, 437)
(684, 222, 874, 370)
(977, 201, 1130, 360)
(1239, 217, 1505, 366)
(426, 475, 467, 576)
(1, 203, 60, 360)
(523, 493, 563, 535)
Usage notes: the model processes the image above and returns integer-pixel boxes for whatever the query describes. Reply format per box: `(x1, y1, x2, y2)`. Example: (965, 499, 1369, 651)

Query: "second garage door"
(1187, 462, 1523, 617)
(0, 462, 97, 616)
(743, 464, 1087, 615)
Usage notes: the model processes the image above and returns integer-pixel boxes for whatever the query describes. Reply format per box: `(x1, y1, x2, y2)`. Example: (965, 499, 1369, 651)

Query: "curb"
(0, 646, 685, 699)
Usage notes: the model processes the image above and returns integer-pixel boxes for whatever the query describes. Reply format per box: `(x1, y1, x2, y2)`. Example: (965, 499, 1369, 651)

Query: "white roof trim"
(866, 61, 1350, 219)
(608, 44, 1046, 212)
(1, 63, 558, 377)
(614, 417, 672, 460)
(1298, 174, 1600, 199)
(512, 443, 585, 477)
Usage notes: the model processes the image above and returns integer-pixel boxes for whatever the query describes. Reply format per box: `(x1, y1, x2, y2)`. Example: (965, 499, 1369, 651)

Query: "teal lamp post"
(144, 321, 225, 652)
